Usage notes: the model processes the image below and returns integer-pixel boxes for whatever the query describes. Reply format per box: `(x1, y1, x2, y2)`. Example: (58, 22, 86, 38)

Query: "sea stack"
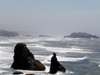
(49, 53, 66, 74)
(11, 43, 45, 70)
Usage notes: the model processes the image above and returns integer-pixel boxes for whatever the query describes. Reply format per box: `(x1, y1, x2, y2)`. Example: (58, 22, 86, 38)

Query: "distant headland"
(0, 30, 19, 37)
(64, 32, 99, 39)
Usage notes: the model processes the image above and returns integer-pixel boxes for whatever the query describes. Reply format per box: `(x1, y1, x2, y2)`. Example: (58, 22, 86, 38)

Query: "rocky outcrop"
(11, 43, 45, 70)
(65, 32, 99, 39)
(49, 53, 66, 74)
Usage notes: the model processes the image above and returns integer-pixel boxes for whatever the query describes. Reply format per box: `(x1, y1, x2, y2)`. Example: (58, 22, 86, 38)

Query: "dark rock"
(11, 43, 45, 71)
(65, 32, 99, 39)
(13, 71, 23, 74)
(49, 53, 66, 74)
(25, 74, 34, 75)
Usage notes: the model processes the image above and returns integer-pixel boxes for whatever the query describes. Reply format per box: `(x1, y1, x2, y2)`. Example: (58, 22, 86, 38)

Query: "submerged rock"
(13, 71, 23, 74)
(11, 43, 45, 71)
(25, 74, 35, 75)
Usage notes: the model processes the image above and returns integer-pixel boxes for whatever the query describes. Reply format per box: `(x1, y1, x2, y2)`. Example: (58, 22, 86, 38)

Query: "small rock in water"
(49, 53, 66, 74)
(25, 74, 34, 75)
(13, 71, 23, 74)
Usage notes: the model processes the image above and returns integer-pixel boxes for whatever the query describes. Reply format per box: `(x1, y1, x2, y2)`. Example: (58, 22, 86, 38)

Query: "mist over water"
(0, 36, 100, 75)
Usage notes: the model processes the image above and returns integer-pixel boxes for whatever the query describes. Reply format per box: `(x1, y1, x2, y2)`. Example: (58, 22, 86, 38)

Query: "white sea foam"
(31, 44, 93, 54)
(0, 37, 40, 45)
(0, 47, 13, 60)
(0, 41, 10, 44)
(35, 55, 88, 64)
(7, 38, 37, 43)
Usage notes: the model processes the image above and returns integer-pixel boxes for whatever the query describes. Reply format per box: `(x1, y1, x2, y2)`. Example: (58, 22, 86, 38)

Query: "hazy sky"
(0, 0, 100, 35)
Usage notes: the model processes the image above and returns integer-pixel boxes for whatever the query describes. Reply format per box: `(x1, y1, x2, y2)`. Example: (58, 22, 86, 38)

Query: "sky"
(0, 0, 100, 36)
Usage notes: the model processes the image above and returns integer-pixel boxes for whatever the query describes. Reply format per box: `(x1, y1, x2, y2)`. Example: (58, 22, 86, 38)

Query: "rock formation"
(64, 32, 99, 39)
(49, 53, 66, 74)
(11, 43, 45, 70)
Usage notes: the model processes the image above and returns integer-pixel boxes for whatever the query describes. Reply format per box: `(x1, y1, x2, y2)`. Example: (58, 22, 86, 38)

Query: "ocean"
(0, 36, 100, 75)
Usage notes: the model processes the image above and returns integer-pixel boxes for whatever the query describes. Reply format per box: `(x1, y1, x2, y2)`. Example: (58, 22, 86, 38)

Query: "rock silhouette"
(13, 71, 23, 74)
(65, 32, 99, 39)
(49, 53, 66, 74)
(11, 43, 45, 70)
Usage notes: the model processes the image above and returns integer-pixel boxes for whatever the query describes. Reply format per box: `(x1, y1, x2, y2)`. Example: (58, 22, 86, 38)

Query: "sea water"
(0, 36, 100, 75)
